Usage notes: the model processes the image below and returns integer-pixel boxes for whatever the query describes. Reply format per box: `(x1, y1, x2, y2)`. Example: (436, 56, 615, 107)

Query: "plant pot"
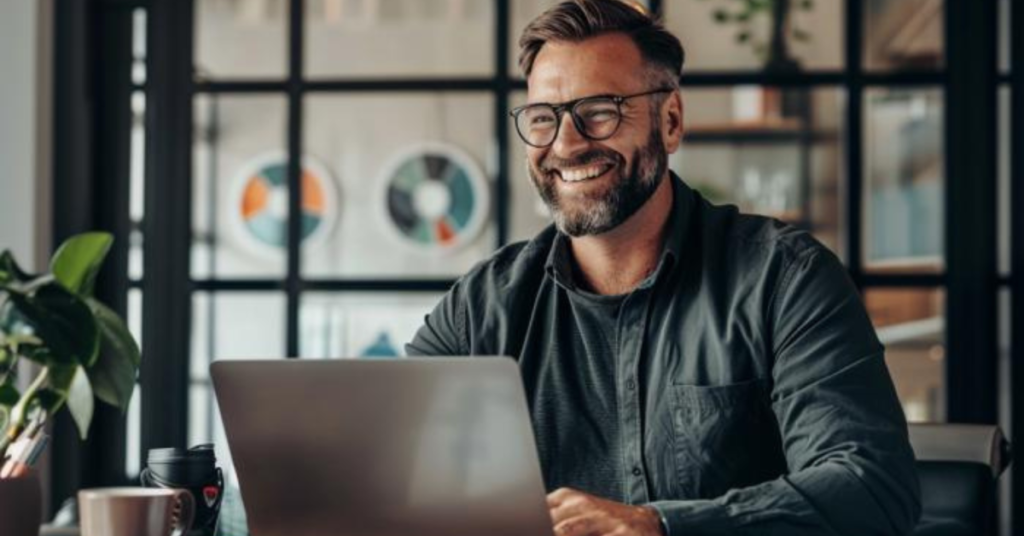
(0, 472, 42, 536)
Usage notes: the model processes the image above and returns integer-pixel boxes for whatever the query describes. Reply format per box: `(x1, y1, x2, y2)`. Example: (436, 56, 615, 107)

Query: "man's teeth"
(560, 165, 609, 182)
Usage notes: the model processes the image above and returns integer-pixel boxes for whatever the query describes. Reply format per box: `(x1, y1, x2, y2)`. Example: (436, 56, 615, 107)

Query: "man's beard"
(527, 127, 668, 237)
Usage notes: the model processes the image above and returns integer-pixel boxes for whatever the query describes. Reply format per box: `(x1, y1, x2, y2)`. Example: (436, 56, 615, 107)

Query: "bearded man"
(408, 1, 921, 535)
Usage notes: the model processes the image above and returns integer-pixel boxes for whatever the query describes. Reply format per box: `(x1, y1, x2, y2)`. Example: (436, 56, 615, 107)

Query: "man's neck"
(567, 175, 674, 296)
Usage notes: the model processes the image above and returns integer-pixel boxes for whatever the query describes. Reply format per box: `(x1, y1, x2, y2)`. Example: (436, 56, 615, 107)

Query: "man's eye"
(584, 110, 618, 122)
(530, 115, 556, 126)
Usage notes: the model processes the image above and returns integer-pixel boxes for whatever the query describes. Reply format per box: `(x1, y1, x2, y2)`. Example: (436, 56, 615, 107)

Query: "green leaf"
(713, 8, 731, 22)
(736, 31, 751, 43)
(49, 364, 94, 439)
(0, 378, 20, 430)
(33, 389, 64, 414)
(5, 283, 100, 367)
(801, 0, 814, 9)
(0, 346, 12, 374)
(0, 378, 20, 407)
(0, 250, 35, 287)
(50, 232, 113, 297)
(86, 298, 140, 410)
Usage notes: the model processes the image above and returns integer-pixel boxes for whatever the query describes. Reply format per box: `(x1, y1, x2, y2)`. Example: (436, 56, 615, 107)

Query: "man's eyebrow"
(525, 92, 623, 107)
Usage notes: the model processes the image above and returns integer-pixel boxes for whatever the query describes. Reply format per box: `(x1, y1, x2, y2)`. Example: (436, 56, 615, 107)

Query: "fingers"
(547, 487, 576, 508)
(548, 488, 599, 523)
(553, 513, 600, 536)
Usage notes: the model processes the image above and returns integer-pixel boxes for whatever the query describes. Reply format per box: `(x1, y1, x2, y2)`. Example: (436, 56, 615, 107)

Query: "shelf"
(684, 121, 838, 145)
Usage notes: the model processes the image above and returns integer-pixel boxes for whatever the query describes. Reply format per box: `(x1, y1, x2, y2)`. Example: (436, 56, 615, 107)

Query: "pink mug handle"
(169, 489, 196, 536)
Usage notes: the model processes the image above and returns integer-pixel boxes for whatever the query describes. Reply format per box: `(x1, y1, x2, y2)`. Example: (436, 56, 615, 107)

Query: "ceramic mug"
(78, 487, 195, 536)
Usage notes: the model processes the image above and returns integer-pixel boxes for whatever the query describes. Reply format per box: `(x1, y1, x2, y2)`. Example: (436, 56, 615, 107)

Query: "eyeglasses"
(509, 88, 675, 148)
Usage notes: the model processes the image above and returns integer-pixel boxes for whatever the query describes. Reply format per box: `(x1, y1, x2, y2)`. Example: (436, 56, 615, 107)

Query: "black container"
(141, 444, 224, 536)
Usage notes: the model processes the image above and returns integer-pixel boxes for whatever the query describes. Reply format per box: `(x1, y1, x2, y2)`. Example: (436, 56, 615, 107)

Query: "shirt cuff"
(647, 500, 734, 536)
(648, 503, 672, 536)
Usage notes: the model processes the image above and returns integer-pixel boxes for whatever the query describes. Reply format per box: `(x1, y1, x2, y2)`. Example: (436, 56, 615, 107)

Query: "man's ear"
(661, 91, 684, 154)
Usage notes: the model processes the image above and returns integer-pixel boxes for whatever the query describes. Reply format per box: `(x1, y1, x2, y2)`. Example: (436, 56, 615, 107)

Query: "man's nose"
(550, 111, 589, 158)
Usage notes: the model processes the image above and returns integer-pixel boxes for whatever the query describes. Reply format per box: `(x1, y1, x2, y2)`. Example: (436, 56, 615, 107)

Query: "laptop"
(211, 357, 555, 536)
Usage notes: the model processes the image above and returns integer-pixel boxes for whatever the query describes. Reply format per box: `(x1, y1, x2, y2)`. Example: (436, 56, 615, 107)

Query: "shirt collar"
(544, 171, 695, 292)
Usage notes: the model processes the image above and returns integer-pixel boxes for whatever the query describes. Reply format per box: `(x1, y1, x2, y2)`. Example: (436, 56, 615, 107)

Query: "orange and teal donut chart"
(232, 153, 337, 254)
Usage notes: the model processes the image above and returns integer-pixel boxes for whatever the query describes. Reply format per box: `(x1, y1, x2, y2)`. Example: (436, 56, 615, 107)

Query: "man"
(407, 1, 921, 535)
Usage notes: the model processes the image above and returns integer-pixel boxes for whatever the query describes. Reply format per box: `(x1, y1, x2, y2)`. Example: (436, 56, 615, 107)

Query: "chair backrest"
(907, 424, 1012, 536)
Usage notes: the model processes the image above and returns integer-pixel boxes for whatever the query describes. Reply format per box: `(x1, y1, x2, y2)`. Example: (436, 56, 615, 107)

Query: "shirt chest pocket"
(670, 379, 784, 499)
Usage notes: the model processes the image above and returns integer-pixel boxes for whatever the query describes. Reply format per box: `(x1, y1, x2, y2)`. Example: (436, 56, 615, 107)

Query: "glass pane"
(864, 288, 946, 423)
(306, 0, 493, 78)
(999, 87, 1010, 276)
(125, 384, 142, 478)
(302, 93, 496, 278)
(863, 88, 944, 273)
(663, 0, 844, 72)
(190, 292, 286, 382)
(131, 8, 147, 86)
(194, 0, 287, 80)
(864, 0, 944, 71)
(124, 288, 143, 478)
(679, 87, 845, 258)
(192, 95, 288, 279)
(129, 91, 146, 281)
(300, 292, 444, 358)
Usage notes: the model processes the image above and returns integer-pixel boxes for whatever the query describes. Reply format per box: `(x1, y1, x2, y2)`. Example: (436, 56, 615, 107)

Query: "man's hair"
(517, 0, 685, 88)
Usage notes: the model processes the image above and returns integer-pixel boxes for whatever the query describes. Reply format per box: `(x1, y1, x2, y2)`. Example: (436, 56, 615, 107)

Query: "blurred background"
(0, 0, 1019, 534)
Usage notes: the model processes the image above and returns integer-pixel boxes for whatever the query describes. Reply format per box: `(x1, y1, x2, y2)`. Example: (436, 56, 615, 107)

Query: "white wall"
(0, 0, 43, 270)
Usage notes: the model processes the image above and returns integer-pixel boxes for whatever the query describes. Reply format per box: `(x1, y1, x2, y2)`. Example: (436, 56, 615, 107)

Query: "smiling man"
(407, 1, 921, 535)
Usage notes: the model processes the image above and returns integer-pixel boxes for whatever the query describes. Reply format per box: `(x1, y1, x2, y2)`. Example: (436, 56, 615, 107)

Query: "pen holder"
(141, 445, 223, 536)
(0, 470, 42, 536)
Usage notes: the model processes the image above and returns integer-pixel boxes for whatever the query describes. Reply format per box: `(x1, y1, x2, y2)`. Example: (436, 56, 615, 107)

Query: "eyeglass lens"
(516, 97, 622, 147)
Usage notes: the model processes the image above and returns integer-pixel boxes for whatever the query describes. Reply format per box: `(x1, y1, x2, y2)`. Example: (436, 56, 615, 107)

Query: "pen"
(4, 433, 48, 479)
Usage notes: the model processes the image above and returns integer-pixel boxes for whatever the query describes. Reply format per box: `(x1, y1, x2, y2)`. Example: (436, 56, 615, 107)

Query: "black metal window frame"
(139, 0, 1007, 452)
(57, 0, 1014, 527)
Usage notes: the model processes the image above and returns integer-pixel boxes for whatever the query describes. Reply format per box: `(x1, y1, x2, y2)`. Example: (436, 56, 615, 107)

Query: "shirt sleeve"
(649, 247, 922, 536)
(405, 278, 468, 356)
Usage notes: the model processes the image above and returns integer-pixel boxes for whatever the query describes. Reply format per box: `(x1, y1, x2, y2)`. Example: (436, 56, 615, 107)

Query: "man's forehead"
(526, 33, 647, 103)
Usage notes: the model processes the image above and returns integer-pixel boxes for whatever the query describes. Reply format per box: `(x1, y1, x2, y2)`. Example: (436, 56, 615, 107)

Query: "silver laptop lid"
(211, 357, 554, 536)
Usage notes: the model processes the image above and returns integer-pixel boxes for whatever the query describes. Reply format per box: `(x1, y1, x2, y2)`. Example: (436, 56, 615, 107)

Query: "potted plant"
(0, 232, 141, 536)
(699, 0, 815, 72)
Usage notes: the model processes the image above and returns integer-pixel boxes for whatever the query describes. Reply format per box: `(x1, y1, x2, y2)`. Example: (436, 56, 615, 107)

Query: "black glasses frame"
(509, 87, 676, 148)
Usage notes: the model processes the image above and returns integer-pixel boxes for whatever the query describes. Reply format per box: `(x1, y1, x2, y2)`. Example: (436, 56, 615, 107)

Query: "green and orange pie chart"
(235, 155, 336, 251)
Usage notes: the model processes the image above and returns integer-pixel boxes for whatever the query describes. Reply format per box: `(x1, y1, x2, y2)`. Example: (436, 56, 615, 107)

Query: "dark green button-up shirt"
(407, 174, 921, 536)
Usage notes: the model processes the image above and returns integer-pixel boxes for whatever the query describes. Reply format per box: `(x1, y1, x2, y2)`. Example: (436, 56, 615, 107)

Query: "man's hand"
(546, 487, 665, 536)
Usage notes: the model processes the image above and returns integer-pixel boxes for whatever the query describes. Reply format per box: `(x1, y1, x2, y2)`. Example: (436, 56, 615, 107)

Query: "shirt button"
(632, 466, 642, 477)
(627, 379, 636, 391)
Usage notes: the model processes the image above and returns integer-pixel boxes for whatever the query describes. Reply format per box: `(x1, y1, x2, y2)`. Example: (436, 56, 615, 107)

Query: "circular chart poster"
(379, 143, 490, 252)
(231, 153, 337, 255)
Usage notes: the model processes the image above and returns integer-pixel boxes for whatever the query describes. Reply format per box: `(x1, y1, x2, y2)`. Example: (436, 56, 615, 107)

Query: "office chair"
(908, 423, 1012, 536)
